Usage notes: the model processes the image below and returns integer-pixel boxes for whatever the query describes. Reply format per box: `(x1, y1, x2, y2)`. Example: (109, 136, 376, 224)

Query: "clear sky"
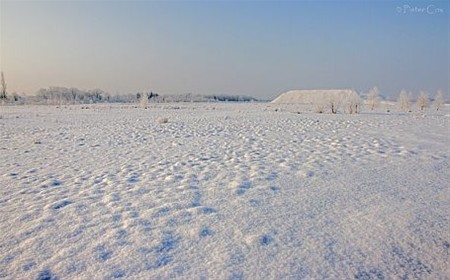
(1, 0, 448, 100)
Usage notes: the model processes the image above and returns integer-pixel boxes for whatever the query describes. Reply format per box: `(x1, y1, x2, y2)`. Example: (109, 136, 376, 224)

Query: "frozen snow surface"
(1, 103, 449, 279)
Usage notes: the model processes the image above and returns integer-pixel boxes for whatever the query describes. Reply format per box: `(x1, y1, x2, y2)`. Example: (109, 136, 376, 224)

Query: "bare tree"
(416, 91, 428, 111)
(367, 86, 379, 111)
(398, 89, 410, 112)
(1, 72, 6, 100)
(434, 90, 444, 111)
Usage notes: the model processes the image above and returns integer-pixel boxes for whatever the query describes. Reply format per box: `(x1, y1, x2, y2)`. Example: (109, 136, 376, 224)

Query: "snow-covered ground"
(1, 103, 449, 279)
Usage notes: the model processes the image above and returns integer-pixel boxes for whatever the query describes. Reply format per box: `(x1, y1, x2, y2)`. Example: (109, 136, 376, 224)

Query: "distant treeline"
(35, 87, 113, 104)
(208, 95, 258, 102)
(1, 87, 259, 105)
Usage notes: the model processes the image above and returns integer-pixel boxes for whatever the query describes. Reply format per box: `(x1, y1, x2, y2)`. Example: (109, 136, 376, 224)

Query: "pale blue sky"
(1, 0, 448, 100)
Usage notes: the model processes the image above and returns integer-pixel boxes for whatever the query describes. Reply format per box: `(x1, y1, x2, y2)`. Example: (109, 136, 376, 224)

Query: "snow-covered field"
(1, 103, 449, 279)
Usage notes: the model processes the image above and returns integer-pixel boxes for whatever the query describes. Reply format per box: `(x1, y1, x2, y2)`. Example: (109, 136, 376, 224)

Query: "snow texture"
(1, 103, 449, 279)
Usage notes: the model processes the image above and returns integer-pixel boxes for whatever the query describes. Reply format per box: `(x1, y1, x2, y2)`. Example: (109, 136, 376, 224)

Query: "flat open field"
(1, 103, 449, 279)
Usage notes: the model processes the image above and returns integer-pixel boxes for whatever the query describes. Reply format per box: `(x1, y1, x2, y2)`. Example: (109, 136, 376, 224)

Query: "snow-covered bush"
(158, 117, 169, 124)
(314, 102, 325, 113)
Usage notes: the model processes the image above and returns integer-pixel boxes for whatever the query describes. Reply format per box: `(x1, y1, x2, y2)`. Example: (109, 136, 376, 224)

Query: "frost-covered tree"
(367, 86, 379, 111)
(140, 93, 149, 109)
(398, 89, 410, 112)
(1, 72, 7, 100)
(35, 87, 110, 104)
(416, 91, 428, 111)
(345, 94, 361, 114)
(89, 89, 105, 102)
(329, 97, 338, 114)
(314, 102, 325, 113)
(434, 90, 444, 111)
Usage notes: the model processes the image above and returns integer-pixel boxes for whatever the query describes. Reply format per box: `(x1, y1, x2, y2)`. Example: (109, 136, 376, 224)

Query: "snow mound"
(272, 89, 359, 104)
